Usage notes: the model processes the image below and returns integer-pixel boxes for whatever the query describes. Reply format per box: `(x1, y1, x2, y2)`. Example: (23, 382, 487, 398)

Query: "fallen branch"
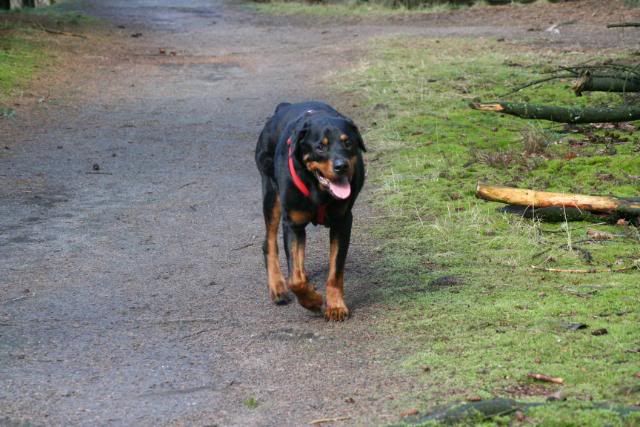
(476, 184, 640, 217)
(531, 263, 639, 274)
(572, 72, 640, 96)
(527, 373, 564, 384)
(607, 22, 640, 28)
(309, 416, 351, 425)
(561, 64, 640, 78)
(35, 23, 87, 39)
(470, 102, 640, 124)
(501, 74, 575, 96)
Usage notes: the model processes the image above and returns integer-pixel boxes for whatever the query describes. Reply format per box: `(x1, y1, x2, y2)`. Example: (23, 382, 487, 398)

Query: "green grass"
(0, 31, 42, 100)
(0, 1, 93, 103)
(243, 396, 260, 409)
(336, 38, 640, 424)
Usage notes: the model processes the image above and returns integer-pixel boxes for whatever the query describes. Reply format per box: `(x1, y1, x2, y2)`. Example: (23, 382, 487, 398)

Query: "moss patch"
(337, 37, 640, 422)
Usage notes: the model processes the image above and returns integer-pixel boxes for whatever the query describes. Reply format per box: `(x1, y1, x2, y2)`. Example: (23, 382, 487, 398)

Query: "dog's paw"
(295, 286, 323, 313)
(324, 305, 350, 322)
(269, 278, 291, 305)
(270, 290, 292, 305)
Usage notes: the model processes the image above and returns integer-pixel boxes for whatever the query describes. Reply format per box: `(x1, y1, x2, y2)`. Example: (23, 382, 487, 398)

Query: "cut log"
(470, 102, 640, 124)
(572, 72, 640, 96)
(476, 184, 640, 218)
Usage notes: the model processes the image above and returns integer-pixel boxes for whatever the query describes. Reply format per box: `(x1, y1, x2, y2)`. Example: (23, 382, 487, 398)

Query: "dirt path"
(1, 1, 638, 426)
(1, 2, 417, 426)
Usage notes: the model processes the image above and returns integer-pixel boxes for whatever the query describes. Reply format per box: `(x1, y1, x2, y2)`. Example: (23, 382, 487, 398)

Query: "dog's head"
(290, 113, 366, 200)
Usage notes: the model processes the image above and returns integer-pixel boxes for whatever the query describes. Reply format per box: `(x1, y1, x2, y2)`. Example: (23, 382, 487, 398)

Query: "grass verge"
(248, 0, 463, 17)
(0, 1, 92, 106)
(336, 37, 640, 424)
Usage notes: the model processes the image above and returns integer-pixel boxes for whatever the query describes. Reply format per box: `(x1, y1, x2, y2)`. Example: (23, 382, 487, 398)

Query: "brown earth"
(1, 1, 638, 426)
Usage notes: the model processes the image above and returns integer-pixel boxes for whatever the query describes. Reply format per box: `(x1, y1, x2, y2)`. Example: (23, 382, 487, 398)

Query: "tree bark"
(476, 184, 640, 217)
(470, 102, 640, 124)
(572, 72, 640, 96)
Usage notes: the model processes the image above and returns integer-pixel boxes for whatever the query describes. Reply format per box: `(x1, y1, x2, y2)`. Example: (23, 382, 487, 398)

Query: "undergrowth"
(336, 38, 640, 425)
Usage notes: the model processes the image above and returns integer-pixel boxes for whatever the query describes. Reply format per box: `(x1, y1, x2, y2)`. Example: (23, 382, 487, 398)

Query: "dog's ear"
(290, 118, 311, 158)
(347, 120, 367, 152)
(354, 132, 367, 152)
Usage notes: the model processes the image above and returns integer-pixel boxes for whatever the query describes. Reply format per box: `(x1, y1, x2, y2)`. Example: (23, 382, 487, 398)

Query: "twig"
(172, 329, 212, 342)
(2, 295, 28, 305)
(35, 23, 87, 39)
(500, 74, 575, 96)
(231, 242, 255, 251)
(153, 318, 221, 324)
(309, 416, 351, 425)
(528, 373, 564, 384)
(559, 65, 640, 78)
(177, 181, 197, 190)
(531, 247, 552, 259)
(85, 172, 113, 175)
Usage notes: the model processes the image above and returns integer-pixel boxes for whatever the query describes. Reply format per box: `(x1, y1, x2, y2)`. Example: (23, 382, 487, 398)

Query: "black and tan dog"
(255, 101, 366, 321)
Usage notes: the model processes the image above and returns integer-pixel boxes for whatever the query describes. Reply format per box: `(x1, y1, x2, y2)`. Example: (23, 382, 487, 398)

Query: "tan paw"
(297, 287, 323, 313)
(269, 279, 291, 305)
(324, 305, 350, 321)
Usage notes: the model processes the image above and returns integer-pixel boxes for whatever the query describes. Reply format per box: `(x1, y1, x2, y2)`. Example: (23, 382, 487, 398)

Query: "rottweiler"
(255, 101, 366, 321)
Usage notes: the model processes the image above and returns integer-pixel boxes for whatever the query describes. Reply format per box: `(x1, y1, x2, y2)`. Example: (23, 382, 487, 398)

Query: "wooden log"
(572, 72, 640, 96)
(470, 102, 640, 124)
(476, 184, 640, 217)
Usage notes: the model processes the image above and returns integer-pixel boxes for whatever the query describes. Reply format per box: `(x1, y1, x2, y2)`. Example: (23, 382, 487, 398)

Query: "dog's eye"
(343, 139, 352, 148)
(315, 143, 327, 153)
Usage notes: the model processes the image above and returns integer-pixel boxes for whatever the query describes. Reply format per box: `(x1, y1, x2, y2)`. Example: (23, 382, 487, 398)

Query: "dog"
(255, 101, 366, 321)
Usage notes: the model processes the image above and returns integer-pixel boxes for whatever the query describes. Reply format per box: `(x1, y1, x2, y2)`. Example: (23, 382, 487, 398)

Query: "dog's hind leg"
(324, 212, 352, 321)
(261, 177, 290, 305)
(283, 220, 323, 313)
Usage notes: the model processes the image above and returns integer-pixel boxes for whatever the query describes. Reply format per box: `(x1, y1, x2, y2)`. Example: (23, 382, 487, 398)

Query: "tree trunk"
(470, 102, 640, 124)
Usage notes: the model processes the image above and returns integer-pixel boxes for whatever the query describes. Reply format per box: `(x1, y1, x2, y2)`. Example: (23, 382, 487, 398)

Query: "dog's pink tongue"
(329, 179, 351, 199)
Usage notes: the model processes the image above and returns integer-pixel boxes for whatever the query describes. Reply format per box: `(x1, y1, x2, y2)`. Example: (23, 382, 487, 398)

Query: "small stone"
(591, 328, 608, 336)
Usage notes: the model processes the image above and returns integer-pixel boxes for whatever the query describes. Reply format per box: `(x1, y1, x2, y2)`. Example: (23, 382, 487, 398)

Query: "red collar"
(287, 137, 311, 198)
(287, 137, 326, 225)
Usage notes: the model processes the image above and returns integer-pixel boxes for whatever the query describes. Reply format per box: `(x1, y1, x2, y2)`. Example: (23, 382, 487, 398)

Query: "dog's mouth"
(315, 172, 351, 200)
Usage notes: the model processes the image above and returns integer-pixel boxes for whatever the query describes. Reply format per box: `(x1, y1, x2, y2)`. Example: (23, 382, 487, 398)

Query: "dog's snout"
(333, 159, 348, 175)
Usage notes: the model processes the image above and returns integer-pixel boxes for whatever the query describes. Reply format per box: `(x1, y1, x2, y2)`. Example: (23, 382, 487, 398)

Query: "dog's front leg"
(325, 211, 352, 321)
(283, 219, 323, 313)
